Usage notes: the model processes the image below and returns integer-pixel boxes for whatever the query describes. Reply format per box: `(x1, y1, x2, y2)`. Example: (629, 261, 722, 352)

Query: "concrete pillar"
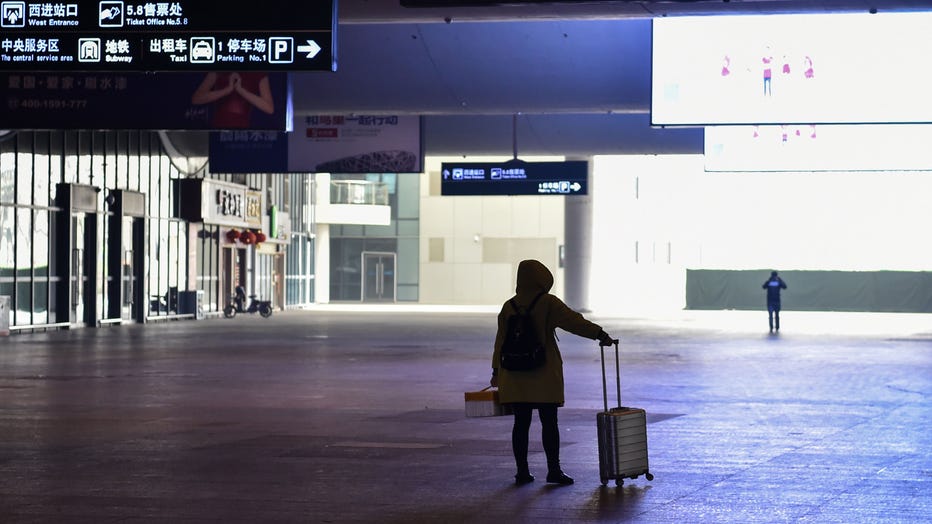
(314, 224, 330, 304)
(313, 173, 331, 304)
(563, 158, 593, 312)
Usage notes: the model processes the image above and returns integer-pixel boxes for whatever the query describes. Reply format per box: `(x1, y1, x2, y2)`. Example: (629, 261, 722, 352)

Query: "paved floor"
(0, 309, 930, 523)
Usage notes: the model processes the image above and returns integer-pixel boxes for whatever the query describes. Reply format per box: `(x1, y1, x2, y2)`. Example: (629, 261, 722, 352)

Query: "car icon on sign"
(190, 39, 214, 62)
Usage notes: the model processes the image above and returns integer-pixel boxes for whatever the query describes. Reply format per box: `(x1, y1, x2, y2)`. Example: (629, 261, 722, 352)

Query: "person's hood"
(515, 259, 553, 297)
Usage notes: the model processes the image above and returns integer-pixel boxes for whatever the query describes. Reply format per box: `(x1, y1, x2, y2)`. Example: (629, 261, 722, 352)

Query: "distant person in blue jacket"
(763, 271, 788, 333)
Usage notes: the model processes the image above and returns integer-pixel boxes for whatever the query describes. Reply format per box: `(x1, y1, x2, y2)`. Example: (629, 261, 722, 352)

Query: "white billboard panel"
(705, 124, 932, 172)
(653, 13, 932, 125)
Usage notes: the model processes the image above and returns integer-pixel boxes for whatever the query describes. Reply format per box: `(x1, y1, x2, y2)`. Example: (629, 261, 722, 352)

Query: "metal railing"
(330, 180, 389, 206)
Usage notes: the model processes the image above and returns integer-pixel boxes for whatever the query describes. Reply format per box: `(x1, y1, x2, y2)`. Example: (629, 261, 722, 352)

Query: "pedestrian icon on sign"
(1, 1, 25, 28)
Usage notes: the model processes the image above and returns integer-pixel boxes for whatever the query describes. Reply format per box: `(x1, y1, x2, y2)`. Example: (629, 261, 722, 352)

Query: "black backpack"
(499, 292, 546, 371)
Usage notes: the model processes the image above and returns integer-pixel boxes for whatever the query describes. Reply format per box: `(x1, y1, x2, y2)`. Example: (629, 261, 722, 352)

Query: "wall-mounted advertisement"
(289, 115, 422, 173)
(705, 124, 932, 172)
(209, 114, 423, 174)
(652, 12, 932, 125)
(0, 71, 290, 129)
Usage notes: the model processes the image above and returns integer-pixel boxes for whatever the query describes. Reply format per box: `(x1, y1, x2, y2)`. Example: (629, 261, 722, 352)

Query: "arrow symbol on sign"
(570, 182, 582, 192)
(297, 40, 321, 59)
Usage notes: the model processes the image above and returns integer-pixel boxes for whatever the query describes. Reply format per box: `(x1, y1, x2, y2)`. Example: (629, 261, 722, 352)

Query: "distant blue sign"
(441, 160, 588, 196)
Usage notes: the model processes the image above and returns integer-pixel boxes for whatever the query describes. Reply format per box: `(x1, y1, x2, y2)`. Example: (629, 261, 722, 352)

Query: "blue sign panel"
(440, 160, 588, 196)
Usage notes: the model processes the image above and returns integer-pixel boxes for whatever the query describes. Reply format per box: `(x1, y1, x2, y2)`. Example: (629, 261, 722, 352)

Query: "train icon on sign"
(1, 1, 26, 27)
(78, 38, 101, 62)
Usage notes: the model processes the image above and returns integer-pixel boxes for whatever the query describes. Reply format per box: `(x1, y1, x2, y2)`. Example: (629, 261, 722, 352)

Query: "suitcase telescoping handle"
(600, 339, 622, 413)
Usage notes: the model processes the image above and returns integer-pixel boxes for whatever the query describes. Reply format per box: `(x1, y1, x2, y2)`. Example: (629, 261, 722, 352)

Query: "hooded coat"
(492, 260, 604, 405)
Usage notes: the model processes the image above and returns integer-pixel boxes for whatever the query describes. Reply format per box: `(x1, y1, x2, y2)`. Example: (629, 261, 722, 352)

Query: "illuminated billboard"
(652, 12, 932, 125)
(705, 124, 932, 172)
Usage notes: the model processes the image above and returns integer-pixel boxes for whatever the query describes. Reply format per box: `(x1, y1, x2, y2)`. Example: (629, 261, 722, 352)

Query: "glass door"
(221, 247, 235, 308)
(70, 214, 86, 324)
(221, 247, 247, 308)
(361, 252, 396, 302)
(120, 217, 139, 321)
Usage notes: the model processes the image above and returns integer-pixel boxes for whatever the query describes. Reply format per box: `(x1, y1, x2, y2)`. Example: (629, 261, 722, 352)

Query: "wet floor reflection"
(583, 482, 654, 520)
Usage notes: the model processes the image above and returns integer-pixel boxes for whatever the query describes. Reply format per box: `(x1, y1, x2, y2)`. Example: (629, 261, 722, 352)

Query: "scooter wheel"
(259, 304, 272, 318)
(223, 304, 236, 318)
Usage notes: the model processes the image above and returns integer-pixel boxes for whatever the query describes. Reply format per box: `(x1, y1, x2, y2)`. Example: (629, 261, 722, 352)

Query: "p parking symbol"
(268, 37, 294, 64)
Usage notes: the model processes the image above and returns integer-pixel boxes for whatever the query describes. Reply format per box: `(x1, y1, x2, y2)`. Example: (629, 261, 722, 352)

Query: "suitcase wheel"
(646, 473, 654, 481)
(600, 477, 608, 486)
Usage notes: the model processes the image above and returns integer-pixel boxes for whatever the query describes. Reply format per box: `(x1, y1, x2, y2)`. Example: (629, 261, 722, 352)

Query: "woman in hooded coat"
(491, 259, 614, 485)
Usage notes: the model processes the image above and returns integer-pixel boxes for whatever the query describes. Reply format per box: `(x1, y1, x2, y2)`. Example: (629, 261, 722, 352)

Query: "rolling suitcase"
(597, 340, 654, 486)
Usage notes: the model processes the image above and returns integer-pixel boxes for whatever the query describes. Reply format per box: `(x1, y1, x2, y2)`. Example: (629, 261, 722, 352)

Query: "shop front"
(179, 178, 274, 314)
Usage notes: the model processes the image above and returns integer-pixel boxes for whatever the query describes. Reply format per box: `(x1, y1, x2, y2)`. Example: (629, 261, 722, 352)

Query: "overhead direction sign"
(440, 160, 588, 196)
(0, 0, 336, 71)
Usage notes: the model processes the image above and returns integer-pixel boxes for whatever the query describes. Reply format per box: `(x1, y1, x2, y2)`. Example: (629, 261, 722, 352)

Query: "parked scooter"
(224, 285, 273, 318)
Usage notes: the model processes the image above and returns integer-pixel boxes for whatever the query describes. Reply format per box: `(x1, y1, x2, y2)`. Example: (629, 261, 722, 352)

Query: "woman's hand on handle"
(597, 330, 616, 347)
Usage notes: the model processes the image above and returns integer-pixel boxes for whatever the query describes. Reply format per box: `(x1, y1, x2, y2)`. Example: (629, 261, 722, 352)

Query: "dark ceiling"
(290, 1, 927, 156)
(339, 1, 910, 23)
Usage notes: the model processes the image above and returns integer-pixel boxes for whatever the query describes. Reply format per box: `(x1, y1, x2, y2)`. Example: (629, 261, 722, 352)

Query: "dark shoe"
(546, 471, 574, 485)
(514, 473, 535, 485)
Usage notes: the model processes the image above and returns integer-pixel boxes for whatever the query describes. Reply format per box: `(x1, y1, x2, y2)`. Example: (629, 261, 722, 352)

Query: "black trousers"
(768, 301, 781, 331)
(510, 402, 561, 473)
